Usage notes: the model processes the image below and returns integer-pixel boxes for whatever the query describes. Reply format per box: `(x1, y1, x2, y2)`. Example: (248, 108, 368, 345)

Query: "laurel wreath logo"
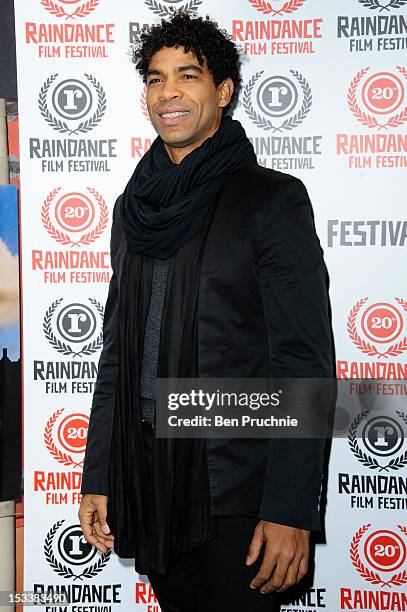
(348, 410, 407, 473)
(43, 298, 104, 358)
(45, 520, 110, 580)
(140, 87, 150, 121)
(243, 70, 312, 133)
(145, 0, 202, 17)
(350, 524, 407, 587)
(44, 409, 85, 469)
(41, 0, 100, 20)
(347, 66, 407, 130)
(347, 297, 407, 358)
(248, 0, 305, 16)
(41, 187, 108, 247)
(38, 73, 106, 136)
(358, 0, 407, 12)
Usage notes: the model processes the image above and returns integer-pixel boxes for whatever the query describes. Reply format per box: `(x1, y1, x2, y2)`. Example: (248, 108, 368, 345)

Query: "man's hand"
(246, 521, 309, 594)
(78, 494, 115, 554)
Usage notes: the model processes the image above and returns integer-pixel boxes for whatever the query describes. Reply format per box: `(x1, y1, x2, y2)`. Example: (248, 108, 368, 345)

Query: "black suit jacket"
(81, 164, 335, 532)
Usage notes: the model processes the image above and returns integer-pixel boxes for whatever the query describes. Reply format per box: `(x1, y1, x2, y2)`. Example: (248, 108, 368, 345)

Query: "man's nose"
(159, 79, 182, 101)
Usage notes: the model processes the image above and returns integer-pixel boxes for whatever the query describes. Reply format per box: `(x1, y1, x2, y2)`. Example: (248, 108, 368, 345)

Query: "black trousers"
(147, 514, 279, 612)
(142, 421, 278, 612)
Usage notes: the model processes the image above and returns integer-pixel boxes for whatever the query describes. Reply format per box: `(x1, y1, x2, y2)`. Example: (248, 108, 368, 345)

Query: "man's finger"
(93, 520, 114, 547)
(79, 515, 109, 553)
(92, 503, 112, 536)
(246, 523, 264, 566)
(249, 539, 277, 589)
(259, 555, 292, 594)
(296, 553, 309, 582)
(78, 506, 97, 543)
(79, 506, 110, 553)
(275, 556, 302, 593)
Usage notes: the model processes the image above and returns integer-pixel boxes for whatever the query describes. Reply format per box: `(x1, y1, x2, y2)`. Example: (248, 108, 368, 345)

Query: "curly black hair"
(131, 11, 242, 116)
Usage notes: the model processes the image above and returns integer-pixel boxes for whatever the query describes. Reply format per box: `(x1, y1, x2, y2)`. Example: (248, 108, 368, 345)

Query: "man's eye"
(148, 75, 196, 85)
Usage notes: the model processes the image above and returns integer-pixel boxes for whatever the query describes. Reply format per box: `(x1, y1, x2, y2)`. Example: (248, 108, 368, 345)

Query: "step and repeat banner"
(14, 0, 407, 610)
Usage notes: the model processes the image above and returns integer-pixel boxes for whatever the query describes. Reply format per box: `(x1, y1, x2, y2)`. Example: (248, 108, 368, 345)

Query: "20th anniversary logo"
(41, 187, 108, 248)
(248, 0, 305, 16)
(350, 524, 407, 588)
(337, 65, 407, 169)
(341, 523, 407, 609)
(347, 298, 407, 359)
(41, 0, 100, 20)
(348, 66, 407, 130)
(44, 409, 88, 469)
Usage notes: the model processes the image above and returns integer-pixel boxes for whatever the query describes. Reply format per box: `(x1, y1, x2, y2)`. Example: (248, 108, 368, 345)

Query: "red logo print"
(351, 524, 407, 588)
(347, 66, 407, 130)
(41, 0, 100, 20)
(41, 187, 108, 247)
(140, 86, 150, 121)
(347, 298, 407, 359)
(44, 409, 89, 469)
(248, 0, 305, 17)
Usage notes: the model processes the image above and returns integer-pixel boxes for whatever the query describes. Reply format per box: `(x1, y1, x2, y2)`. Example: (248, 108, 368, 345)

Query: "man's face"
(145, 45, 233, 163)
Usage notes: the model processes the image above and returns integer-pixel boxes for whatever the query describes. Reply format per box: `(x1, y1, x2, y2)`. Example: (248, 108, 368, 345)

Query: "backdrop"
(14, 0, 407, 610)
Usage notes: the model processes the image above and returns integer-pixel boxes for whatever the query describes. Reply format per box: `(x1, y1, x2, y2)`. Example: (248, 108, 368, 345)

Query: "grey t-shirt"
(139, 257, 170, 423)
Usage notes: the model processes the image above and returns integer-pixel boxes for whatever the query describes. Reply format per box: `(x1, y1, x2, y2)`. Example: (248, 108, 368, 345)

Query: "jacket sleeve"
(256, 175, 335, 531)
(80, 196, 122, 496)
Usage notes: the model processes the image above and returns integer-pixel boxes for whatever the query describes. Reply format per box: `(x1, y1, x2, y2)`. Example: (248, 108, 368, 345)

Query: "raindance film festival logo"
(249, 0, 305, 16)
(34, 409, 90, 505)
(337, 66, 407, 170)
(26, 0, 115, 59)
(31, 73, 117, 173)
(135, 582, 160, 609)
(327, 218, 407, 248)
(145, 0, 202, 17)
(279, 588, 327, 612)
(338, 408, 407, 511)
(33, 520, 122, 607)
(45, 520, 111, 579)
(340, 524, 407, 610)
(243, 69, 321, 170)
(43, 297, 104, 359)
(349, 412, 407, 473)
(337, 0, 407, 54)
(32, 187, 111, 285)
(33, 298, 102, 395)
(129, 0, 201, 45)
(358, 0, 407, 9)
(39, 73, 105, 136)
(338, 297, 407, 379)
(130, 86, 154, 159)
(231, 0, 323, 56)
(41, 0, 99, 20)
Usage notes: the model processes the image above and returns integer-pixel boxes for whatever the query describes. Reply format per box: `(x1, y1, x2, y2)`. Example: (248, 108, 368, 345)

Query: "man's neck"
(163, 117, 222, 164)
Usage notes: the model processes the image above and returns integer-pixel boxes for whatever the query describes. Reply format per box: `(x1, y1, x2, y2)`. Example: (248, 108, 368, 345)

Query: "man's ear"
(218, 78, 234, 109)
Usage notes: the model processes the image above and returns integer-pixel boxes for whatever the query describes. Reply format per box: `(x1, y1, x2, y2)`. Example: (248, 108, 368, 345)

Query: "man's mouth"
(157, 109, 191, 125)
(159, 111, 190, 119)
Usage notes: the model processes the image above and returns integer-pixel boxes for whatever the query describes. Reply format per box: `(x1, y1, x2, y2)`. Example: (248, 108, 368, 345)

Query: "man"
(79, 11, 334, 612)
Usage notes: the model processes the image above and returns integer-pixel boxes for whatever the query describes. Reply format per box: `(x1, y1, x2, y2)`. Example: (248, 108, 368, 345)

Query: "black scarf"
(120, 115, 257, 259)
(106, 117, 257, 575)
